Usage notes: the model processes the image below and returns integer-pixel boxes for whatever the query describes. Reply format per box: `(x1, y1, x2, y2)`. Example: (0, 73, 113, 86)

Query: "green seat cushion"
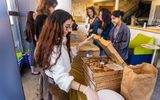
(129, 34, 154, 55)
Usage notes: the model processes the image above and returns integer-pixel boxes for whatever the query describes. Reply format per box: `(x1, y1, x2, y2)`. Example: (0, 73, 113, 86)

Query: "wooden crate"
(70, 31, 99, 57)
(81, 57, 123, 92)
(70, 31, 100, 84)
(93, 35, 126, 66)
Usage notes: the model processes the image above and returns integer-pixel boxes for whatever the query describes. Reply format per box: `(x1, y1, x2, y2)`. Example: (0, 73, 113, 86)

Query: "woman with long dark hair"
(85, 6, 97, 36)
(93, 8, 114, 56)
(34, 0, 58, 99)
(35, 10, 99, 100)
(109, 10, 130, 61)
(24, 11, 40, 75)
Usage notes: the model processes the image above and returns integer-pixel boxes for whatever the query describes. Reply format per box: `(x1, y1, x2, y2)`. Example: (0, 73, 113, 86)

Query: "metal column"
(0, 0, 25, 100)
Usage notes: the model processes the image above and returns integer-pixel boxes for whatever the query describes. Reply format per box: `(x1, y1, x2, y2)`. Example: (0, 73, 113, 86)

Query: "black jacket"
(34, 14, 47, 39)
(109, 22, 130, 60)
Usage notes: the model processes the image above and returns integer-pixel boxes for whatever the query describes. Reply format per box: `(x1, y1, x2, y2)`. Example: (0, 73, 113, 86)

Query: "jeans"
(29, 42, 35, 66)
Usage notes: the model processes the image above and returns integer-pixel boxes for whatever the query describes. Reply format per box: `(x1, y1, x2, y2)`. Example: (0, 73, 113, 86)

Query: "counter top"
(71, 30, 99, 51)
(129, 26, 160, 34)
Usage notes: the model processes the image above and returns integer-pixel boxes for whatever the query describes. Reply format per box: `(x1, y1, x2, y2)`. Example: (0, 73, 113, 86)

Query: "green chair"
(127, 34, 155, 64)
(16, 52, 23, 61)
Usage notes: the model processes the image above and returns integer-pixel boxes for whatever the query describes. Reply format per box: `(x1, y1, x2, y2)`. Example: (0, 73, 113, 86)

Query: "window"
(6, 0, 14, 25)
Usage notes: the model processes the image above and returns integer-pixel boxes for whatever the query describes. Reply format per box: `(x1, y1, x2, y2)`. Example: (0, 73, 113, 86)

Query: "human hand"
(84, 87, 99, 100)
(88, 29, 93, 33)
(77, 34, 94, 50)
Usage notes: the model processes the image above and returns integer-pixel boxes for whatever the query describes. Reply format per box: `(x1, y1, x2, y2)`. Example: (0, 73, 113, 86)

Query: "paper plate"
(97, 89, 125, 100)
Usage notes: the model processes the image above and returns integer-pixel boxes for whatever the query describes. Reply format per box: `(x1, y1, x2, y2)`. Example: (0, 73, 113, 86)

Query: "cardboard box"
(93, 35, 126, 66)
(81, 57, 123, 92)
(81, 35, 127, 92)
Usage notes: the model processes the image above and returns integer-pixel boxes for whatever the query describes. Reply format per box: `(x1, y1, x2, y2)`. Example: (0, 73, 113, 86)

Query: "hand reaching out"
(77, 34, 94, 50)
(84, 87, 99, 100)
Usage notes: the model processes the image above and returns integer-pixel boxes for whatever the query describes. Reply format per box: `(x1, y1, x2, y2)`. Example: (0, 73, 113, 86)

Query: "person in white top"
(34, 9, 99, 100)
(85, 6, 97, 37)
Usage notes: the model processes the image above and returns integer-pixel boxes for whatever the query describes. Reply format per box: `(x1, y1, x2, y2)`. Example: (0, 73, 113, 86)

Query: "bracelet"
(78, 83, 81, 91)
(83, 86, 90, 94)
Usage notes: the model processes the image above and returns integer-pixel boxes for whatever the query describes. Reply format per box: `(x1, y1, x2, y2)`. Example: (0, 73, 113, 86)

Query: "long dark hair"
(25, 11, 36, 44)
(86, 6, 97, 19)
(36, 0, 58, 15)
(35, 10, 72, 69)
(99, 8, 111, 29)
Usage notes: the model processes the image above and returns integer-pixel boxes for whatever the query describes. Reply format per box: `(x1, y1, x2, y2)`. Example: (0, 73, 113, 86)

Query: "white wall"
(148, 0, 160, 25)
(78, 24, 160, 45)
(56, 0, 72, 14)
(130, 28, 160, 45)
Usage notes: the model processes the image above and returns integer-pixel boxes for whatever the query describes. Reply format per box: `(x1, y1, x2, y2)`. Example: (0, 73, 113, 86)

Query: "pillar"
(56, 0, 72, 14)
(115, 0, 120, 10)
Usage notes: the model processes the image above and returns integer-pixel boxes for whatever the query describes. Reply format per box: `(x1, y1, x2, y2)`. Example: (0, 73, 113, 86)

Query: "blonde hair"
(36, 0, 57, 15)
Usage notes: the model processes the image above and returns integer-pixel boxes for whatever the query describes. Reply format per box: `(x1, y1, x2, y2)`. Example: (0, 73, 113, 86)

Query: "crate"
(70, 32, 100, 57)
(82, 35, 126, 92)
(81, 35, 126, 92)
(93, 35, 126, 65)
(81, 57, 123, 92)
(70, 31, 99, 84)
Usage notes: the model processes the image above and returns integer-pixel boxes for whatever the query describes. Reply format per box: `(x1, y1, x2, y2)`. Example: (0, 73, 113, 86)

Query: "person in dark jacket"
(93, 8, 114, 56)
(109, 10, 130, 61)
(24, 11, 40, 75)
(35, 0, 58, 40)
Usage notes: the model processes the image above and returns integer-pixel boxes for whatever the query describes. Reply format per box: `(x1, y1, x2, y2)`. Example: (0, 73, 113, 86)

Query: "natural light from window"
(6, 0, 14, 25)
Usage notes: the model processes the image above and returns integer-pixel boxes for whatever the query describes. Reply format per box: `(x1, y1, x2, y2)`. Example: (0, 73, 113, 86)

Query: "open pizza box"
(81, 35, 127, 91)
(92, 34, 127, 67)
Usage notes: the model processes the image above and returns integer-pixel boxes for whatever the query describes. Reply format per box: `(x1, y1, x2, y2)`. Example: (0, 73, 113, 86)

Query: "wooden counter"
(129, 26, 160, 34)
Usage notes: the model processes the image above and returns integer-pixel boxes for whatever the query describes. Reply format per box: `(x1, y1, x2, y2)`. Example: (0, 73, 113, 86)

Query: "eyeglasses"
(65, 25, 72, 30)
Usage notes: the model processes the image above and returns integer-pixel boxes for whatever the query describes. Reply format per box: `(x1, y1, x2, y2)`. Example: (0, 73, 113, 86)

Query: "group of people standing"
(24, 0, 99, 100)
(24, 0, 130, 100)
(85, 6, 130, 61)
(24, 0, 57, 75)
